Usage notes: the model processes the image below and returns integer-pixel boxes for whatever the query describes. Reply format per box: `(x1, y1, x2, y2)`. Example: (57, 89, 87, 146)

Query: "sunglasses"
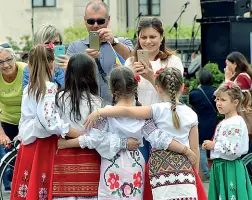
(45, 41, 62, 46)
(0, 43, 11, 48)
(86, 18, 106, 25)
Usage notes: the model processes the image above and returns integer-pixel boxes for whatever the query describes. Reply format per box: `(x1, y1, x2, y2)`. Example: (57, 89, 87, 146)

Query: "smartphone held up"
(89, 31, 100, 51)
(137, 50, 149, 64)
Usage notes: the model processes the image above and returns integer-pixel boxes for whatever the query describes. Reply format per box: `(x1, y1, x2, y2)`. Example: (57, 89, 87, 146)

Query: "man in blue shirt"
(67, 1, 133, 103)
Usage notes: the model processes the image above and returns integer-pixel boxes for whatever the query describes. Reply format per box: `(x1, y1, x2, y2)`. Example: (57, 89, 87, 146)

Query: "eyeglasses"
(86, 18, 106, 25)
(0, 43, 11, 48)
(45, 41, 62, 46)
(0, 56, 14, 66)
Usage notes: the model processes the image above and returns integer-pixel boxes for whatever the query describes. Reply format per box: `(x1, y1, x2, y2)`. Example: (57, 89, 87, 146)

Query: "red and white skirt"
(149, 150, 200, 200)
(52, 147, 101, 198)
(10, 136, 101, 200)
(10, 136, 58, 200)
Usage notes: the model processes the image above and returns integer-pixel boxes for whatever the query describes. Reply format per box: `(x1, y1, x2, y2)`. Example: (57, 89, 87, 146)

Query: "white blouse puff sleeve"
(78, 117, 122, 160)
(142, 119, 173, 150)
(211, 116, 249, 160)
(18, 82, 70, 145)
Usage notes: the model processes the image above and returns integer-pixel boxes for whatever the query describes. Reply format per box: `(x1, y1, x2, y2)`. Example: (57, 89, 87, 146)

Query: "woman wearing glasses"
(22, 24, 69, 89)
(0, 43, 27, 192)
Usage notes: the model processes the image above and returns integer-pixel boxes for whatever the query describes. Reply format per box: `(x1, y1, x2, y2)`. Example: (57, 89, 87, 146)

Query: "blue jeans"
(0, 146, 11, 190)
(199, 145, 209, 177)
(0, 121, 18, 190)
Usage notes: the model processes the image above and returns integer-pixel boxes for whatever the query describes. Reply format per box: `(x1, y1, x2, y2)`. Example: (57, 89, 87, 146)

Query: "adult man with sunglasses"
(67, 0, 133, 103)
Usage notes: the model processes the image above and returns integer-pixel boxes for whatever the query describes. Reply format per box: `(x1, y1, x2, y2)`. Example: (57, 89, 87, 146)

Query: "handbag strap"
(198, 87, 217, 113)
(95, 58, 108, 85)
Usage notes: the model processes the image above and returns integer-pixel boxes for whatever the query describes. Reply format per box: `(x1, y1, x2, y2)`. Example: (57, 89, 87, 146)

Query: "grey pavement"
(2, 183, 209, 200)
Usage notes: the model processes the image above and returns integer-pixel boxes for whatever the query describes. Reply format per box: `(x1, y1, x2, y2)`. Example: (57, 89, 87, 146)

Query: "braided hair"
(155, 67, 183, 129)
(110, 66, 141, 106)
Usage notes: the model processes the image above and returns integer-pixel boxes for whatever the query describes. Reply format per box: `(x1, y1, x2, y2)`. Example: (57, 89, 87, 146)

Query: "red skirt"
(10, 136, 58, 200)
(52, 147, 101, 197)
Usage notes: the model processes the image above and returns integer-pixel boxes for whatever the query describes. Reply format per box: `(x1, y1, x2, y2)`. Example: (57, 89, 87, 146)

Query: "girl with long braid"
(84, 67, 205, 200)
(58, 67, 199, 200)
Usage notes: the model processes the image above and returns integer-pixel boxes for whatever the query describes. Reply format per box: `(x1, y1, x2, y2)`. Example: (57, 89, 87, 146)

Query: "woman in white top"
(125, 17, 184, 106)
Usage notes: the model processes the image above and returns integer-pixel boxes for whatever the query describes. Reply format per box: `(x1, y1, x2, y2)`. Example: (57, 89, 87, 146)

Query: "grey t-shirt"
(67, 36, 134, 103)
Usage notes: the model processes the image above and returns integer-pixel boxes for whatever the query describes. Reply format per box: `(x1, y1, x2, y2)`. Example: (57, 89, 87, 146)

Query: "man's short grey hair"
(34, 24, 63, 45)
(0, 46, 17, 61)
(85, 0, 109, 18)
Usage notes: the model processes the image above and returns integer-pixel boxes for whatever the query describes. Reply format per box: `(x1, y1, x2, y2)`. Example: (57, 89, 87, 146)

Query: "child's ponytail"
(28, 44, 54, 102)
(241, 90, 252, 111)
(170, 75, 180, 129)
(155, 67, 183, 130)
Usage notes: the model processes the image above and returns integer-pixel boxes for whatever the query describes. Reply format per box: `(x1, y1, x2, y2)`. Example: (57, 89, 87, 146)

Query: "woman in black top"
(189, 69, 218, 181)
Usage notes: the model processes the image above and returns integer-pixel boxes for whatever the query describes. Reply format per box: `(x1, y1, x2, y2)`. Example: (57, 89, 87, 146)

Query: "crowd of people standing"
(0, 0, 252, 200)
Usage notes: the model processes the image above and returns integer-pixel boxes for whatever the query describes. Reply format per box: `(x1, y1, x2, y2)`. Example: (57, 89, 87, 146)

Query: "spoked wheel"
(0, 141, 19, 200)
(242, 153, 252, 182)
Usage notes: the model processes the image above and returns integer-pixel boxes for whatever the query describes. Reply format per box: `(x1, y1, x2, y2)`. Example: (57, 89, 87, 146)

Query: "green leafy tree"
(63, 22, 201, 44)
(203, 62, 224, 88)
(6, 37, 20, 51)
(63, 22, 88, 44)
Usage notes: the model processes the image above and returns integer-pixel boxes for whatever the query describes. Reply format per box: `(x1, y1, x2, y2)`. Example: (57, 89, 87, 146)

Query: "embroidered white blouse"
(18, 82, 70, 145)
(78, 106, 173, 160)
(56, 92, 124, 159)
(151, 102, 198, 147)
(125, 55, 184, 105)
(211, 115, 249, 160)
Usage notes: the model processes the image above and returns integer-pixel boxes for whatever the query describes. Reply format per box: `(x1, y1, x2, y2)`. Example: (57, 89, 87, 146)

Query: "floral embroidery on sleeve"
(142, 119, 157, 136)
(92, 117, 107, 131)
(43, 101, 57, 128)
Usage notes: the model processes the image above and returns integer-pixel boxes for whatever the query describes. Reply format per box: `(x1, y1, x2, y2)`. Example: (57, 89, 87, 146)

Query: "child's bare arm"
(58, 138, 80, 149)
(85, 106, 152, 129)
(189, 125, 200, 171)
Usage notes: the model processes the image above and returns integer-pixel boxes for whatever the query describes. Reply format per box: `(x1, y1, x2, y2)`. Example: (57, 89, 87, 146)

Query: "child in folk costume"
(85, 67, 206, 200)
(53, 53, 111, 199)
(203, 81, 252, 200)
(10, 44, 83, 200)
(58, 67, 198, 200)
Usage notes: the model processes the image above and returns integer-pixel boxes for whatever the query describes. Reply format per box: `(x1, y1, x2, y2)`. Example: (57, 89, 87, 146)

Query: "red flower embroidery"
(154, 68, 164, 77)
(133, 172, 142, 188)
(108, 173, 120, 190)
(48, 89, 52, 94)
(135, 74, 141, 82)
(228, 131, 231, 135)
(235, 129, 240, 133)
(120, 182, 133, 197)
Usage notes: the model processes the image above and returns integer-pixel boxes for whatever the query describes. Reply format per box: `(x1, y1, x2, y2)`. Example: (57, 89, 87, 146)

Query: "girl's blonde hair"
(155, 67, 183, 129)
(28, 45, 54, 102)
(214, 82, 248, 111)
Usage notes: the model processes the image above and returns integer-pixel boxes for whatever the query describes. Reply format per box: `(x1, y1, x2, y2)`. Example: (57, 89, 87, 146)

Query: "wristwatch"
(112, 37, 119, 46)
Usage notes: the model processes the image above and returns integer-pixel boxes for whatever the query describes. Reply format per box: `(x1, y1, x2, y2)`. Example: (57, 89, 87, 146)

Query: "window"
(32, 0, 56, 7)
(139, 0, 160, 16)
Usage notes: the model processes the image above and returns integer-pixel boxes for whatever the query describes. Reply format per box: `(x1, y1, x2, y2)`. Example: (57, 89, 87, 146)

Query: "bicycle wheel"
(242, 153, 252, 182)
(0, 149, 18, 200)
